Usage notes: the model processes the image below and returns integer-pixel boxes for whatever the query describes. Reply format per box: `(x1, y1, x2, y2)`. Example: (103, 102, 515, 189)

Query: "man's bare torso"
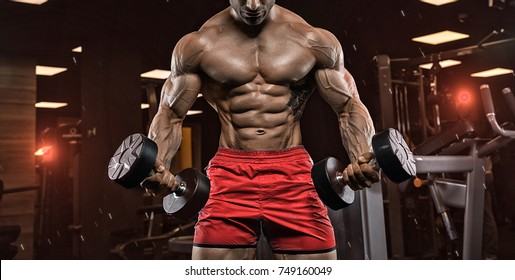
(175, 5, 338, 150)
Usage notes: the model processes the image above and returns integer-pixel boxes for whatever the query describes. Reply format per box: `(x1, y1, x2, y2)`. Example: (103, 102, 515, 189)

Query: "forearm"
(148, 111, 183, 170)
(317, 68, 375, 161)
(338, 97, 375, 161)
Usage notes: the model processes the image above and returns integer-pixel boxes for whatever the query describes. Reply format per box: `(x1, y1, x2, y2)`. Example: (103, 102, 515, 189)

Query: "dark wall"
(0, 55, 37, 259)
(78, 7, 145, 259)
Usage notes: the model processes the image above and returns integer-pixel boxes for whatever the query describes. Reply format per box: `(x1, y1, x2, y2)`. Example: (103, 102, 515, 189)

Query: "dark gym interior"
(0, 0, 514, 260)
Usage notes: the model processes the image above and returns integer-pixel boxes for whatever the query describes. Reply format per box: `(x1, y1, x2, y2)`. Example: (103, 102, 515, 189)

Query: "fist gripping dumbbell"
(311, 128, 416, 210)
(107, 134, 210, 220)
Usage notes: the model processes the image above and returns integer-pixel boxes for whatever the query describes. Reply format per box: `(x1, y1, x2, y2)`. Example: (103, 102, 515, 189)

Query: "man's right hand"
(140, 160, 178, 197)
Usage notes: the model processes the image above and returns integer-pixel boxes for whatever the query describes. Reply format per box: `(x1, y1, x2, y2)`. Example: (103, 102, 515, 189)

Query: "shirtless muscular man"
(142, 0, 379, 260)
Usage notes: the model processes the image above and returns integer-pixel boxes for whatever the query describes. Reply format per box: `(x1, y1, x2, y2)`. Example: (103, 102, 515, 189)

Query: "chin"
(243, 18, 265, 26)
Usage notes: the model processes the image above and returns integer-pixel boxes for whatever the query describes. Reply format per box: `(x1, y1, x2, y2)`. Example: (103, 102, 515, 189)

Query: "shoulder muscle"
(171, 32, 205, 75)
(309, 28, 343, 69)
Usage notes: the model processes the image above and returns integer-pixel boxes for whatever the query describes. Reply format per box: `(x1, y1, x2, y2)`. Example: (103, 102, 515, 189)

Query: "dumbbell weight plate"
(372, 128, 416, 183)
(312, 129, 416, 210)
(311, 157, 355, 210)
(163, 168, 210, 221)
(107, 134, 157, 189)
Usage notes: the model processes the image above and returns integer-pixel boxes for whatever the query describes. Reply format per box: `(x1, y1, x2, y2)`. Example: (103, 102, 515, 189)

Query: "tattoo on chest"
(288, 81, 315, 121)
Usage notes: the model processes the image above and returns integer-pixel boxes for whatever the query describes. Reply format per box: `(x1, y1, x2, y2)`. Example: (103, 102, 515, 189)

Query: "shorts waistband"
(212, 146, 310, 163)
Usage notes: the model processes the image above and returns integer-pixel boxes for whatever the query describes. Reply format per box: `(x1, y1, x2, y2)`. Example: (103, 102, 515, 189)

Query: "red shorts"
(193, 146, 336, 254)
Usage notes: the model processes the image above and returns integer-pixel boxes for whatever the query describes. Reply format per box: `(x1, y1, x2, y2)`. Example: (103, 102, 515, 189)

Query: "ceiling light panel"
(471, 68, 514, 78)
(36, 65, 68, 76)
(187, 110, 203, 116)
(10, 0, 48, 4)
(35, 102, 68, 109)
(141, 69, 171, 80)
(419, 59, 462, 69)
(412, 30, 470, 45)
(420, 0, 458, 6)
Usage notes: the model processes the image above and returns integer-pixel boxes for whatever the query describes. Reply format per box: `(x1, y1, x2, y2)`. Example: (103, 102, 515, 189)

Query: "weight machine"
(368, 37, 515, 259)
(0, 180, 39, 259)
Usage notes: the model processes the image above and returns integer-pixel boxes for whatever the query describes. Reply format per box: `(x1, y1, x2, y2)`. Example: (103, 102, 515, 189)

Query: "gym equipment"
(502, 87, 515, 118)
(0, 181, 28, 259)
(428, 176, 459, 241)
(414, 119, 476, 156)
(409, 120, 479, 243)
(311, 128, 416, 210)
(374, 51, 515, 260)
(108, 134, 210, 220)
(480, 84, 515, 137)
(0, 180, 39, 203)
(111, 219, 196, 260)
(407, 84, 515, 259)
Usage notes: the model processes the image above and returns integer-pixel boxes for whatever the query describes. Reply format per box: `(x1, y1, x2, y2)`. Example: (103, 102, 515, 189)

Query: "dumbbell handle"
(174, 182, 187, 196)
(334, 158, 378, 187)
(148, 169, 187, 197)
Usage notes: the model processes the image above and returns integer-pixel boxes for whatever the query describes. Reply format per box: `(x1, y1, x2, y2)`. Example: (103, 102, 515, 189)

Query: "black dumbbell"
(107, 134, 210, 220)
(311, 128, 416, 210)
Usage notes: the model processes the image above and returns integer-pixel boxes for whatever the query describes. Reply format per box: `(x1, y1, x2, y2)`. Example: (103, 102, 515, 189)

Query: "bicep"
(159, 73, 202, 120)
(158, 31, 203, 120)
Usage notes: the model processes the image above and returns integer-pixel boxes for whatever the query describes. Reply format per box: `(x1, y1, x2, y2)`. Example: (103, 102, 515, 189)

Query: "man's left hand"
(340, 152, 380, 191)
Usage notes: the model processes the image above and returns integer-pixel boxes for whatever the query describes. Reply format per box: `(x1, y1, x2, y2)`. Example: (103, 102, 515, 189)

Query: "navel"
(256, 129, 266, 135)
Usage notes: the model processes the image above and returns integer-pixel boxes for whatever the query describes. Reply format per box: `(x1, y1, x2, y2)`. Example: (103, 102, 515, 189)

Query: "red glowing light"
(35, 146, 52, 157)
(458, 91, 471, 104)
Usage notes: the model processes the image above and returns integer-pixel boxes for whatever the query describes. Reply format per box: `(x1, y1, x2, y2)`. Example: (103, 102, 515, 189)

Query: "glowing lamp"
(458, 91, 471, 103)
(35, 146, 52, 157)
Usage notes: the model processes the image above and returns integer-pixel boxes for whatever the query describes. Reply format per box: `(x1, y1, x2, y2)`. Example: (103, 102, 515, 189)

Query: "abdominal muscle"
(213, 84, 304, 151)
(219, 121, 303, 150)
